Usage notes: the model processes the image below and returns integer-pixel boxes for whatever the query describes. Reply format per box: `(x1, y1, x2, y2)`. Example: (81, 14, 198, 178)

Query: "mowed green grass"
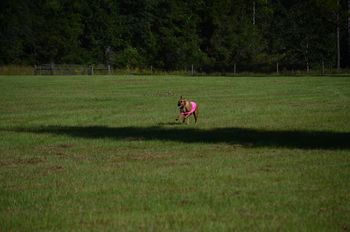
(0, 75, 349, 231)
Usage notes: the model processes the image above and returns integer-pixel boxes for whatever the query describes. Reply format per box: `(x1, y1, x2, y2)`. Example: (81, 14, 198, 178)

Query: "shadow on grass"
(5, 124, 350, 150)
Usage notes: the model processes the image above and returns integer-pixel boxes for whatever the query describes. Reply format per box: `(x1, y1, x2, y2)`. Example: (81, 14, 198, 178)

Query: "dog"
(176, 96, 199, 124)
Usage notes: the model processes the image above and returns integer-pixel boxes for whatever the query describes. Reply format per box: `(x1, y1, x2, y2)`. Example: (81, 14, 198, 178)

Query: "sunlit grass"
(0, 75, 349, 231)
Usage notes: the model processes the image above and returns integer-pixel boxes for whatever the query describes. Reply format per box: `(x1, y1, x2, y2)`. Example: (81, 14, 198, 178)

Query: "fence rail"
(1, 63, 343, 76)
(34, 64, 112, 75)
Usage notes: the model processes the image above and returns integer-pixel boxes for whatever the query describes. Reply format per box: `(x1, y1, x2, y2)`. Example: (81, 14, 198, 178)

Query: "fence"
(1, 63, 344, 76)
(195, 62, 343, 76)
(34, 64, 112, 75)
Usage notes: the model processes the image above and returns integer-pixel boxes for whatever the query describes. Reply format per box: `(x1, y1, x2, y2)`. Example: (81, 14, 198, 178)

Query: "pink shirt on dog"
(181, 101, 197, 116)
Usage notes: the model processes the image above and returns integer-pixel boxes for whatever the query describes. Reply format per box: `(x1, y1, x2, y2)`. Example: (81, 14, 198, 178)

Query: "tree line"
(0, 0, 349, 73)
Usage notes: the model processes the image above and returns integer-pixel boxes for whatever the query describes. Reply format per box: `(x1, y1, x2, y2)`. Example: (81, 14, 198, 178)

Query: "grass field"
(0, 75, 349, 231)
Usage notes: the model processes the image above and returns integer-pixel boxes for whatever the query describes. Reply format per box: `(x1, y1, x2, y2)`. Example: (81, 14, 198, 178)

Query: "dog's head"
(177, 96, 187, 109)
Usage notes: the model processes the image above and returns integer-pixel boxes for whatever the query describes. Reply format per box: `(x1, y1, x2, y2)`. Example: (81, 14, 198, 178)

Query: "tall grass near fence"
(0, 75, 349, 231)
(0, 65, 34, 75)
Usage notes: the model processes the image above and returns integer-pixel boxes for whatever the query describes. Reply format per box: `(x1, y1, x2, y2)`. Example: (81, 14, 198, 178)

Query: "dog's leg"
(182, 115, 186, 124)
(193, 107, 199, 123)
(182, 114, 189, 124)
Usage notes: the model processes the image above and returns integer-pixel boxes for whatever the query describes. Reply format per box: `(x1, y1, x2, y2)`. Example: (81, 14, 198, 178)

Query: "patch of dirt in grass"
(111, 152, 167, 162)
(4, 165, 64, 190)
(48, 165, 64, 171)
(134, 151, 183, 161)
(259, 165, 275, 172)
(144, 90, 176, 97)
(22, 157, 44, 164)
(110, 151, 178, 163)
(178, 199, 193, 206)
(0, 157, 45, 167)
(56, 143, 75, 148)
(40, 165, 64, 176)
(37, 143, 75, 158)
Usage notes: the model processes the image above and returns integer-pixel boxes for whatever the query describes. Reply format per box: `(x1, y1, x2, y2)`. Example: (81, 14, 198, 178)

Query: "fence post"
(108, 65, 111, 75)
(321, 60, 325, 75)
(90, 65, 94, 75)
(234, 63, 237, 75)
(191, 64, 194, 76)
(276, 62, 279, 75)
(50, 63, 54, 75)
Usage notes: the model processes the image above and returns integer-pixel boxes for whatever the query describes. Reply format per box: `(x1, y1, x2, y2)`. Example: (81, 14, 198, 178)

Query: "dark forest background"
(0, 0, 349, 73)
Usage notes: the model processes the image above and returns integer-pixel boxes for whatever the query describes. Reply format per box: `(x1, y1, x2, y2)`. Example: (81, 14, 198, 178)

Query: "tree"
(0, 0, 32, 64)
(313, 0, 347, 70)
(0, 0, 347, 73)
